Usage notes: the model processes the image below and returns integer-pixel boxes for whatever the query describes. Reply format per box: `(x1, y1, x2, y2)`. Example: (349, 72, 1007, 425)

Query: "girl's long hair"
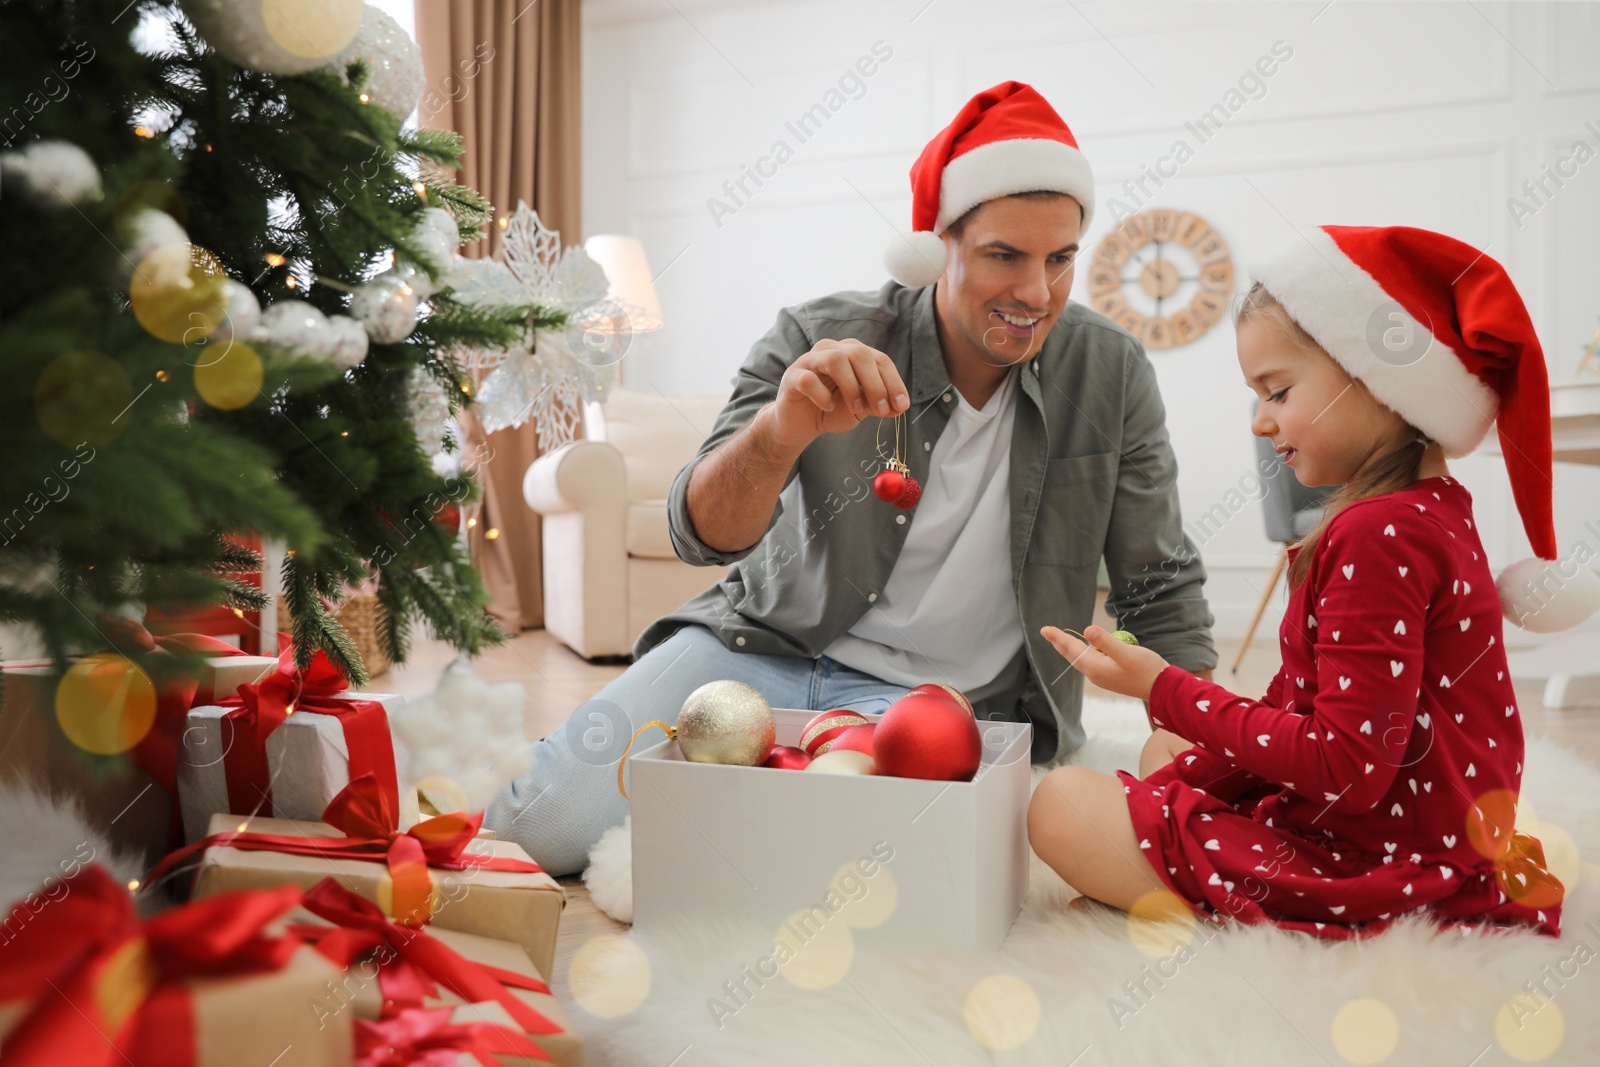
(1235, 282, 1429, 591)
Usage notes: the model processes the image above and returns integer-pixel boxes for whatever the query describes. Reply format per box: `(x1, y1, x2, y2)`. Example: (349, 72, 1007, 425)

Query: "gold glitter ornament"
(617, 680, 776, 797)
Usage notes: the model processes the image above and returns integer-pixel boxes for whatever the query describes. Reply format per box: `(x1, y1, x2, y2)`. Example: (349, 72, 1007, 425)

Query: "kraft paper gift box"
(191, 810, 566, 980)
(0, 866, 352, 1067)
(175, 690, 404, 842)
(285, 891, 583, 1067)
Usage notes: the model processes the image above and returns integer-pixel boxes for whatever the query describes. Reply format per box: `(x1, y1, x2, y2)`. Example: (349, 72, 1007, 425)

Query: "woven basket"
(274, 593, 391, 680)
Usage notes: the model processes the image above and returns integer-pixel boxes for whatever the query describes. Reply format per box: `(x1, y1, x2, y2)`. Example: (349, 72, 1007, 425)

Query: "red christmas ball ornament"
(762, 744, 812, 770)
(894, 475, 922, 509)
(799, 709, 871, 757)
(874, 693, 982, 781)
(873, 469, 906, 504)
(829, 723, 876, 757)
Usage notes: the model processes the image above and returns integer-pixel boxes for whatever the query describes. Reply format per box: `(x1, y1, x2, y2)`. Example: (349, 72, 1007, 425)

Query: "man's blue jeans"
(483, 624, 911, 876)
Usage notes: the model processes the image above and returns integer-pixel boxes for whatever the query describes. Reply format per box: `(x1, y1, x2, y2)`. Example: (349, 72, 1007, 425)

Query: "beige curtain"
(416, 0, 583, 631)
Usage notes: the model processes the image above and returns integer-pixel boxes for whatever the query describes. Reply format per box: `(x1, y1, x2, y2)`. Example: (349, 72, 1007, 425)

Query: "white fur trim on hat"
(934, 138, 1096, 234)
(1248, 229, 1499, 457)
(885, 229, 948, 288)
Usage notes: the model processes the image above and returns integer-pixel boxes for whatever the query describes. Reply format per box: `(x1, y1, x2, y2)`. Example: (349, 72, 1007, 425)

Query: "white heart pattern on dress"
(1465, 763, 1476, 777)
(1443, 835, 1457, 847)
(1257, 734, 1271, 746)
(1391, 661, 1404, 676)
(1204, 839, 1221, 850)
(1342, 564, 1355, 579)
(1196, 700, 1210, 712)
(1460, 618, 1471, 631)
(1360, 721, 1372, 734)
(1398, 566, 1409, 577)
(1385, 842, 1397, 853)
(1339, 677, 1352, 690)
(1384, 524, 1395, 536)
(1394, 620, 1406, 635)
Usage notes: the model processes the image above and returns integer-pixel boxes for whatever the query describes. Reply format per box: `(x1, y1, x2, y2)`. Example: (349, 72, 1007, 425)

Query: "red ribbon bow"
(146, 774, 543, 926)
(216, 640, 400, 820)
(354, 1007, 547, 1067)
(0, 864, 303, 1067)
(292, 878, 560, 1054)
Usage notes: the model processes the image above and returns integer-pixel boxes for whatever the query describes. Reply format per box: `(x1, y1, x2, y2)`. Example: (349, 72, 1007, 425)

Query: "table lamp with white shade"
(577, 235, 663, 418)
(582, 235, 664, 333)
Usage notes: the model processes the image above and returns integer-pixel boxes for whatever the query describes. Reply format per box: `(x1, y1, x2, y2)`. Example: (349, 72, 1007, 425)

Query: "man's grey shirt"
(636, 281, 1217, 763)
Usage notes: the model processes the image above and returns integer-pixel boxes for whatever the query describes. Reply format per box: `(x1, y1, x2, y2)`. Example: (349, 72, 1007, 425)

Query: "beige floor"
(382, 613, 1600, 981)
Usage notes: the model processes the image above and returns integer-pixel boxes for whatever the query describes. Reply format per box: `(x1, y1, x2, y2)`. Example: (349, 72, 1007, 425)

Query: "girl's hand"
(1041, 625, 1170, 702)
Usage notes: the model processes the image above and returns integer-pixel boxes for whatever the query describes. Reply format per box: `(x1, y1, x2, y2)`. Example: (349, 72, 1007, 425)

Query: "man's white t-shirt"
(822, 369, 1022, 689)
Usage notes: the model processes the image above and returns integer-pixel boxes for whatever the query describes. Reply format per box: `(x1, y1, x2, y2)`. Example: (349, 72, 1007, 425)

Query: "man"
(486, 81, 1217, 876)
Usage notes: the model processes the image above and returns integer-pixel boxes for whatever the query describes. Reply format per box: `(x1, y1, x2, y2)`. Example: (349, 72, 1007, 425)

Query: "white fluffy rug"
(571, 697, 1600, 1065)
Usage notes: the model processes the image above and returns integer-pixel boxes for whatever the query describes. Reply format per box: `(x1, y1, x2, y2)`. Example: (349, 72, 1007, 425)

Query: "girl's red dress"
(1127, 476, 1564, 939)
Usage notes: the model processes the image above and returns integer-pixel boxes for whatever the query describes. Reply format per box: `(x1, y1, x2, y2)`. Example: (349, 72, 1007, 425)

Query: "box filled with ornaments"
(625, 681, 1031, 950)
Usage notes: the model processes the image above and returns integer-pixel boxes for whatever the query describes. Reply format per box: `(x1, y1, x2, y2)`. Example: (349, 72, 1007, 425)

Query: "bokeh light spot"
(1495, 995, 1563, 1062)
(773, 907, 854, 990)
(262, 0, 363, 59)
(130, 242, 229, 344)
(35, 350, 134, 448)
(193, 342, 263, 410)
(964, 974, 1040, 1050)
(568, 935, 651, 1018)
(55, 654, 157, 755)
(1126, 888, 1197, 957)
(831, 861, 898, 930)
(1331, 998, 1398, 1064)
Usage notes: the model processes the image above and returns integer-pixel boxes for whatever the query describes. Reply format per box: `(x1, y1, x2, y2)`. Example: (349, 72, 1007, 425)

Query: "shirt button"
(923, 441, 931, 451)
(736, 636, 746, 647)
(943, 392, 953, 403)
(867, 593, 879, 603)
(895, 515, 906, 525)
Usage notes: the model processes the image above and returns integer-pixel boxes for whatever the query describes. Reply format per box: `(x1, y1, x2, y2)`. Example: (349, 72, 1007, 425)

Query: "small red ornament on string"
(873, 408, 922, 509)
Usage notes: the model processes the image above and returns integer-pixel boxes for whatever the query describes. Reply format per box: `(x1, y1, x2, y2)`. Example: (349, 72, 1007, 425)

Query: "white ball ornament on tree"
(256, 298, 334, 359)
(389, 260, 436, 300)
(113, 208, 189, 289)
(180, 0, 364, 75)
(0, 140, 102, 206)
(326, 314, 370, 370)
(332, 4, 426, 118)
(206, 279, 261, 342)
(349, 274, 419, 344)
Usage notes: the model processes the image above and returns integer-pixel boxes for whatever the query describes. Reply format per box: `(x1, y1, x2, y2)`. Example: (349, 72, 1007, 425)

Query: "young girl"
(1028, 225, 1598, 940)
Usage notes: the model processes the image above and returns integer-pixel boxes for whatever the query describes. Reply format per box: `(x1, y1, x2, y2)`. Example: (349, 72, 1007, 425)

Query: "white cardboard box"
(629, 708, 1031, 949)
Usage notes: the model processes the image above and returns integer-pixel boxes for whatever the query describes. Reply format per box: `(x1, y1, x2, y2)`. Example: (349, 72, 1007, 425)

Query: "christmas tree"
(0, 0, 554, 682)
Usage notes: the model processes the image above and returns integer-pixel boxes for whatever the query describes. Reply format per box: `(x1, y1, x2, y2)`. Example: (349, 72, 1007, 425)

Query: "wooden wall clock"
(1085, 209, 1233, 350)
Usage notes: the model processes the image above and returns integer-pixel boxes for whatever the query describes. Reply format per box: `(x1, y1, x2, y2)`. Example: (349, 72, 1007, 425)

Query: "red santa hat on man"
(885, 81, 1095, 288)
(1250, 225, 1600, 632)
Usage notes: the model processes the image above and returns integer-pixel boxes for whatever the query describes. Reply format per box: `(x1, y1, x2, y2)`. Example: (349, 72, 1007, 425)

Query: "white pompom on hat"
(884, 81, 1096, 288)
(1250, 225, 1600, 632)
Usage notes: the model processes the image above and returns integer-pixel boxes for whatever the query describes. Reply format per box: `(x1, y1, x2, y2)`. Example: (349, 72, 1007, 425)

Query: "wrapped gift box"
(192, 811, 566, 979)
(629, 707, 1031, 949)
(192, 653, 278, 705)
(0, 868, 352, 1067)
(1, 651, 279, 864)
(288, 902, 583, 1067)
(175, 691, 404, 842)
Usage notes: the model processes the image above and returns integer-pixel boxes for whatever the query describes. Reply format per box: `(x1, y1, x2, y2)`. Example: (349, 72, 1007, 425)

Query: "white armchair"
(524, 387, 731, 659)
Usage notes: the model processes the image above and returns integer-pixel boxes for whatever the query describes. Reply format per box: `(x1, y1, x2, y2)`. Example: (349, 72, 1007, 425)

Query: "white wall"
(580, 0, 1600, 644)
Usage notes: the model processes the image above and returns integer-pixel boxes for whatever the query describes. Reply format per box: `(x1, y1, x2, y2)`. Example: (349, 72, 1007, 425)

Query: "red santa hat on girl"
(1251, 225, 1600, 632)
(885, 81, 1095, 288)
